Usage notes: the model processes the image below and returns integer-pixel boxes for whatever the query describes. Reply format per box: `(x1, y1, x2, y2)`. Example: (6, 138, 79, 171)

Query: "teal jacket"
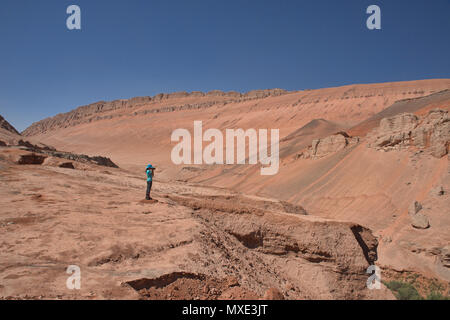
(146, 169, 153, 182)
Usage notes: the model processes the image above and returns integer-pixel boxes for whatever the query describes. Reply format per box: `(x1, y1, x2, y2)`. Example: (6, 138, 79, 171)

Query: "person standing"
(145, 164, 155, 200)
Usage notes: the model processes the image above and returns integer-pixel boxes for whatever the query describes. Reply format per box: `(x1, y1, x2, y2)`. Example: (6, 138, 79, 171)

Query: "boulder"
(410, 212, 430, 229)
(313, 134, 348, 157)
(297, 133, 359, 159)
(408, 201, 430, 229)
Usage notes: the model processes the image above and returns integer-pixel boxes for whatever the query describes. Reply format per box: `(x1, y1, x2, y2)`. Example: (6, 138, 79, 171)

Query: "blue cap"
(146, 164, 154, 169)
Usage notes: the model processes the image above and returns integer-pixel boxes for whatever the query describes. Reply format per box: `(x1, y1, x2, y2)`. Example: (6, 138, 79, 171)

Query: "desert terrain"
(1, 79, 449, 299)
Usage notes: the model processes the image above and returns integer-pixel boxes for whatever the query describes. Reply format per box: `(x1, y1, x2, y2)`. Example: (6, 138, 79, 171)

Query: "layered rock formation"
(0, 115, 19, 135)
(0, 115, 21, 145)
(1, 139, 118, 169)
(408, 201, 430, 229)
(369, 109, 450, 158)
(441, 246, 450, 269)
(22, 89, 288, 136)
(348, 89, 450, 137)
(296, 132, 359, 159)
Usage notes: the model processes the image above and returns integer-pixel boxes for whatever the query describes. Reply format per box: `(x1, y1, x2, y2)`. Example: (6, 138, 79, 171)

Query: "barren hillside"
(2, 79, 449, 299)
(22, 79, 450, 171)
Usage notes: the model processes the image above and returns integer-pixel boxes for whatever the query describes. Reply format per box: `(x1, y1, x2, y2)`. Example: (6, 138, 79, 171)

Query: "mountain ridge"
(22, 79, 450, 136)
(0, 115, 20, 135)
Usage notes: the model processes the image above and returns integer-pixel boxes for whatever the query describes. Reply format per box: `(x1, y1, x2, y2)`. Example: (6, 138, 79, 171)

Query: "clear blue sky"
(0, 0, 449, 131)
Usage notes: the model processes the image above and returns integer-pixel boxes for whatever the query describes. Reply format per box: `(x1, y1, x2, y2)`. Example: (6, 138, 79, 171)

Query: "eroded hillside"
(3, 79, 450, 298)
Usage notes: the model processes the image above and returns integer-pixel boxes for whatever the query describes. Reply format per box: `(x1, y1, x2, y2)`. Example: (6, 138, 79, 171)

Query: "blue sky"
(0, 0, 449, 131)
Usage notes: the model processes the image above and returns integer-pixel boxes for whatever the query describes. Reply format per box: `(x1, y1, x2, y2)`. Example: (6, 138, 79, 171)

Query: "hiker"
(145, 164, 155, 200)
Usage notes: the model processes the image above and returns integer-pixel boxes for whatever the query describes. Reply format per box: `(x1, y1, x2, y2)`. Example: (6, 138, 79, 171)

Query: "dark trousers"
(146, 181, 153, 199)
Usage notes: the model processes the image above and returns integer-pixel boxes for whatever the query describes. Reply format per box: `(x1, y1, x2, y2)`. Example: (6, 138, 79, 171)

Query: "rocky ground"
(0, 146, 393, 300)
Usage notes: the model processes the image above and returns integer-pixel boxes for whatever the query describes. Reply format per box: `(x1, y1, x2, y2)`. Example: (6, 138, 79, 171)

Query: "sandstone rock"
(410, 212, 430, 229)
(223, 91, 242, 98)
(263, 288, 284, 300)
(225, 276, 239, 288)
(379, 113, 418, 133)
(371, 113, 418, 149)
(0, 140, 7, 147)
(314, 134, 347, 157)
(430, 120, 450, 157)
(17, 142, 118, 168)
(440, 246, 450, 268)
(219, 286, 260, 300)
(408, 201, 423, 215)
(189, 91, 206, 97)
(427, 247, 441, 256)
(431, 186, 445, 196)
(167, 91, 189, 99)
(369, 110, 449, 158)
(206, 90, 226, 96)
(431, 143, 448, 158)
(408, 201, 430, 229)
(244, 89, 286, 99)
(297, 132, 359, 159)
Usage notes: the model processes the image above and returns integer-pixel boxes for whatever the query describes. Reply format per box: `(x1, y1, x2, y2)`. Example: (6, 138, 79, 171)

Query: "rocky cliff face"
(296, 132, 359, 159)
(22, 89, 288, 136)
(22, 80, 450, 139)
(296, 109, 449, 161)
(369, 109, 450, 158)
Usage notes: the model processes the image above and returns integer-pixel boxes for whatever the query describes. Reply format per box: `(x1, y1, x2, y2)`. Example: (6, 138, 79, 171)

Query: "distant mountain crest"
(0, 115, 20, 135)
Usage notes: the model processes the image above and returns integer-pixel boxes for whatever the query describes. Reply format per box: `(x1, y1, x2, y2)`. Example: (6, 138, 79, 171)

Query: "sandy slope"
(23, 79, 450, 170)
